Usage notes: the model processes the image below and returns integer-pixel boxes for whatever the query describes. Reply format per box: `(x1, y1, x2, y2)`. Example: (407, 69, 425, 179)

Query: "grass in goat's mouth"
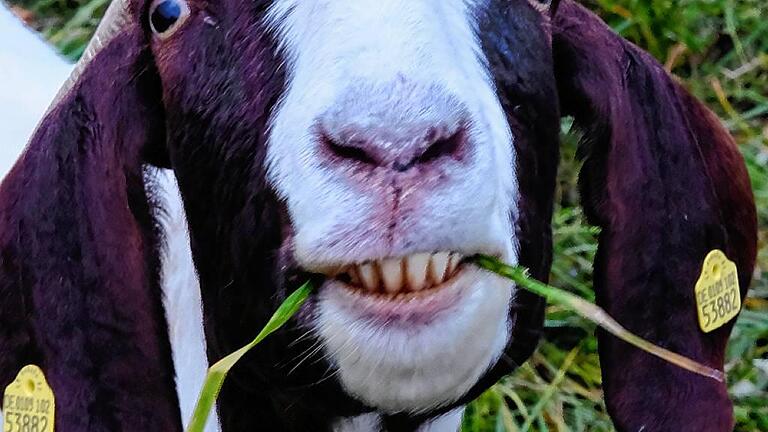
(185, 256, 723, 432)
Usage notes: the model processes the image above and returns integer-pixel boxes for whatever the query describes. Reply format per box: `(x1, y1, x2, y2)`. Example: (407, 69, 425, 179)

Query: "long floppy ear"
(0, 1, 181, 429)
(552, 2, 757, 431)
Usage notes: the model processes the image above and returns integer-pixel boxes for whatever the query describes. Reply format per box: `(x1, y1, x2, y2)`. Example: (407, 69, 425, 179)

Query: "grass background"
(5, 0, 766, 430)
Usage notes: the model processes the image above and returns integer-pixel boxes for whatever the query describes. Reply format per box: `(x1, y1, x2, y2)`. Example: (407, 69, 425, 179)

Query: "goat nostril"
(322, 134, 378, 166)
(392, 160, 414, 172)
(390, 128, 465, 173)
(413, 128, 465, 166)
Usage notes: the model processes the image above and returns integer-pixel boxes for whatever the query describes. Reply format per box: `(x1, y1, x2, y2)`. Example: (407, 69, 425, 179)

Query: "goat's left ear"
(0, 1, 180, 429)
(552, 1, 757, 431)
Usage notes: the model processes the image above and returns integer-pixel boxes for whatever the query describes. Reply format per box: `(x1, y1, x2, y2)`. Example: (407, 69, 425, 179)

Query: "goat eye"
(149, 0, 189, 37)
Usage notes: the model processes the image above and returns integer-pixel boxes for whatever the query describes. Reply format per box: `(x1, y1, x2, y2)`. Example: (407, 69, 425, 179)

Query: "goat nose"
(319, 124, 467, 172)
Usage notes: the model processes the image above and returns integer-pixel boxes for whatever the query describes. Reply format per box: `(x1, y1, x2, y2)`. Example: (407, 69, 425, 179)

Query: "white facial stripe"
(267, 0, 517, 414)
(266, 0, 517, 268)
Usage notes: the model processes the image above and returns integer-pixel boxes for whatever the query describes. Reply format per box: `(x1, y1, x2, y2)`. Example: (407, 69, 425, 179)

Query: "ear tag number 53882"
(2, 365, 55, 432)
(695, 250, 741, 333)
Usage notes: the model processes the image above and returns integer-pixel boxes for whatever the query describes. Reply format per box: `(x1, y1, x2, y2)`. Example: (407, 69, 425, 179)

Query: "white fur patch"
(267, 0, 518, 415)
(156, 171, 221, 432)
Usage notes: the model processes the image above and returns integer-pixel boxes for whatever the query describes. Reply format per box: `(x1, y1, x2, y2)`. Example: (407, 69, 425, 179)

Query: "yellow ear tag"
(2, 365, 55, 432)
(695, 250, 741, 333)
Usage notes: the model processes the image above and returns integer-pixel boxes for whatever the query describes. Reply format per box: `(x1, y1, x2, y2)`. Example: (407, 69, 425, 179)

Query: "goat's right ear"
(0, 1, 181, 429)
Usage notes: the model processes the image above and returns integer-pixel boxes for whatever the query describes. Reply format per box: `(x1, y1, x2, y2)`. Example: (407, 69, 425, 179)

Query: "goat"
(0, 0, 757, 431)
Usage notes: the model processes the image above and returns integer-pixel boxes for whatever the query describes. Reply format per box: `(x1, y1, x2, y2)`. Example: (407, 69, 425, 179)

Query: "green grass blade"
(473, 255, 725, 382)
(185, 281, 314, 432)
(520, 345, 581, 432)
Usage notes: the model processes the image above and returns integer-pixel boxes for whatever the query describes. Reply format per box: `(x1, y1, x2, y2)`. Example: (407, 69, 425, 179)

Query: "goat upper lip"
(318, 252, 466, 296)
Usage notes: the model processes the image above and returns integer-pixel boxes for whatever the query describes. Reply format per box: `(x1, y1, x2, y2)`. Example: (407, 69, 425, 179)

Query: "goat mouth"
(320, 252, 467, 298)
